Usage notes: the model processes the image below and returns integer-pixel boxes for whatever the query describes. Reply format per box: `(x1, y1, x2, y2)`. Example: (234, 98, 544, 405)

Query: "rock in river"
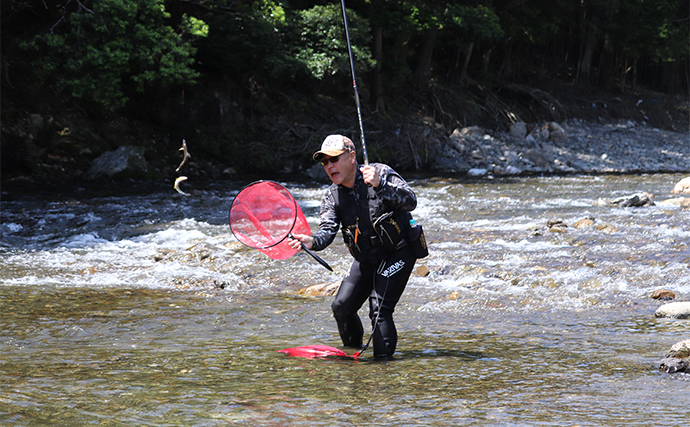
(654, 301, 690, 319)
(659, 357, 689, 373)
(665, 339, 690, 359)
(659, 339, 690, 374)
(672, 176, 690, 194)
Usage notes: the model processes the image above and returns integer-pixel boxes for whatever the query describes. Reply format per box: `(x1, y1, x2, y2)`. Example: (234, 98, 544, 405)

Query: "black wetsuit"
(311, 163, 417, 358)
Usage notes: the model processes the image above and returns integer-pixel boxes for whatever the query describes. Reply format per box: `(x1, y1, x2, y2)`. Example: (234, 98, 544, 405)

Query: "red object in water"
(278, 345, 358, 359)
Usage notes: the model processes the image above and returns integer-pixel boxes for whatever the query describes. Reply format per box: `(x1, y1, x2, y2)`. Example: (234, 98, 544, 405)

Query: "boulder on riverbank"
(429, 118, 690, 177)
(655, 301, 690, 319)
(83, 145, 150, 180)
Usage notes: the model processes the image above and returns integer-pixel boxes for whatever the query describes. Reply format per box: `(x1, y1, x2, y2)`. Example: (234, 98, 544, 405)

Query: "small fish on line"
(176, 139, 191, 172)
(174, 176, 190, 196)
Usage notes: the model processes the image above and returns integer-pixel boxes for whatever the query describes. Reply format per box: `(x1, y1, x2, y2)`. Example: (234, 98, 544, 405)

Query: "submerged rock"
(297, 282, 340, 296)
(593, 192, 654, 207)
(659, 357, 689, 373)
(651, 289, 676, 300)
(656, 197, 690, 208)
(655, 301, 690, 319)
(573, 217, 595, 229)
(415, 265, 430, 277)
(547, 218, 567, 232)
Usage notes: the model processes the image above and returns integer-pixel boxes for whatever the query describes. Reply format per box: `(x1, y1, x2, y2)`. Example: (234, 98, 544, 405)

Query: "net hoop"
(229, 180, 298, 250)
(229, 180, 311, 261)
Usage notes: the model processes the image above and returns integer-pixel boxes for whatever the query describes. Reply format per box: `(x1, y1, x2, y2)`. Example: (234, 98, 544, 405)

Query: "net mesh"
(229, 181, 311, 260)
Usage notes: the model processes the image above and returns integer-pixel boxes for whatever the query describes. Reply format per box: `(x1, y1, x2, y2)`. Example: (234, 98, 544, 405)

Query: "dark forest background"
(1, 0, 688, 181)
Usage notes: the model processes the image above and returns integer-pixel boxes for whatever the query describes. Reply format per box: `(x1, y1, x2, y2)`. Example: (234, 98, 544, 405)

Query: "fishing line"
(354, 259, 390, 358)
(181, 84, 185, 139)
(339, 0, 369, 165)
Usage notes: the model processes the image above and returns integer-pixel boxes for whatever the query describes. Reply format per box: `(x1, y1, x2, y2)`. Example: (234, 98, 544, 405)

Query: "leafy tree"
(194, 3, 297, 82)
(614, 0, 688, 91)
(443, 4, 503, 83)
(21, 0, 202, 110)
(294, 4, 373, 80)
(494, 0, 574, 81)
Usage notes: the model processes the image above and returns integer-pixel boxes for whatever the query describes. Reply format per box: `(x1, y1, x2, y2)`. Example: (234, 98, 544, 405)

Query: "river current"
(1, 173, 689, 425)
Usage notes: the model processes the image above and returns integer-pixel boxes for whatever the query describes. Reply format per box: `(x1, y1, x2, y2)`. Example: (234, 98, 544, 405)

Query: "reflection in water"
(1, 174, 690, 425)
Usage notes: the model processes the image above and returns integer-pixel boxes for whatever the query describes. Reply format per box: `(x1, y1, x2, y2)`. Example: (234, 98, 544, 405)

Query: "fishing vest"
(330, 180, 411, 264)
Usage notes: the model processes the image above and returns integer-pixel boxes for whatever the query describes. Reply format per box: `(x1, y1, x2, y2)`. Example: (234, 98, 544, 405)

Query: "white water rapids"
(3, 174, 688, 306)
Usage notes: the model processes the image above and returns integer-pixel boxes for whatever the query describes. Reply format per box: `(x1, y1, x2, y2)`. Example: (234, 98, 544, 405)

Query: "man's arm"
(372, 164, 417, 211)
(307, 189, 340, 251)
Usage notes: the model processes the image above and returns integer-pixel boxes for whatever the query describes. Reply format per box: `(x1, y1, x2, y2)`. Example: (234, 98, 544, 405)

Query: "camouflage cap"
(313, 135, 355, 162)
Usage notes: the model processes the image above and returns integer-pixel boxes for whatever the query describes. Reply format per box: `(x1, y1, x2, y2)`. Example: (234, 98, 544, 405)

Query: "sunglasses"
(320, 153, 345, 166)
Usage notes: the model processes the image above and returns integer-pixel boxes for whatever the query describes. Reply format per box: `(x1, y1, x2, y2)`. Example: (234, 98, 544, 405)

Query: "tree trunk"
(369, 26, 383, 111)
(460, 40, 474, 82)
(619, 55, 628, 92)
(578, 19, 597, 87)
(598, 31, 615, 90)
(482, 45, 494, 73)
(414, 26, 437, 87)
(498, 38, 515, 80)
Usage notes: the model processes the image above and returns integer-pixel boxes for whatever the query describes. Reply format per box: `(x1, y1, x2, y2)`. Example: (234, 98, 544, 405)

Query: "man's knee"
(331, 298, 349, 320)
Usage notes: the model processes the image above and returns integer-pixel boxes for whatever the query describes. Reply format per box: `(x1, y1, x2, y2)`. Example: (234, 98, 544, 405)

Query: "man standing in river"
(289, 134, 419, 359)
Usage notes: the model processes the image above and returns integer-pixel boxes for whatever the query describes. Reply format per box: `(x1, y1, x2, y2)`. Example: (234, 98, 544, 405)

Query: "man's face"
(321, 150, 356, 187)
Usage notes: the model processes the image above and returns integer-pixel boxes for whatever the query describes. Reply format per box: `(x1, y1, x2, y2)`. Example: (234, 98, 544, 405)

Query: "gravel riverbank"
(428, 119, 690, 177)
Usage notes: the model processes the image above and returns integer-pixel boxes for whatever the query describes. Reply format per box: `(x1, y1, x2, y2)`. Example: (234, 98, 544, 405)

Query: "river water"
(1, 173, 689, 425)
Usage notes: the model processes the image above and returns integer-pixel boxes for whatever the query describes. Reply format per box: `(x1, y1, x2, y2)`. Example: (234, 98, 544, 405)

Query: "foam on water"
(2, 175, 689, 310)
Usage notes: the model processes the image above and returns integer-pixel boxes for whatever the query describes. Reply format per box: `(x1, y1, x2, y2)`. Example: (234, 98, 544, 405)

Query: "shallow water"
(1, 174, 689, 425)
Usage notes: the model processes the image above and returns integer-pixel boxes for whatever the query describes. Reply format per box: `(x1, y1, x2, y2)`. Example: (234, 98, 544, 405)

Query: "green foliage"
(195, 9, 301, 83)
(617, 0, 688, 63)
(294, 4, 374, 79)
(498, 0, 571, 47)
(21, 0, 200, 110)
(9, 0, 688, 116)
(444, 4, 503, 44)
(184, 14, 210, 38)
(254, 0, 287, 27)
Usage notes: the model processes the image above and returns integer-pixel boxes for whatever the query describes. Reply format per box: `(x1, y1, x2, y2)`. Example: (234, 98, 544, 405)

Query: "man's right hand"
(288, 233, 313, 250)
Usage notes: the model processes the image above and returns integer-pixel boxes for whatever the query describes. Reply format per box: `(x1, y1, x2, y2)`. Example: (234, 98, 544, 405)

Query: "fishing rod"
(339, 0, 369, 165)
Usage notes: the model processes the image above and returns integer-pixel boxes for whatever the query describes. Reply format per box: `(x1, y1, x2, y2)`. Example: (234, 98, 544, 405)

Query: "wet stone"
(296, 282, 340, 296)
(666, 339, 690, 359)
(573, 218, 595, 229)
(415, 265, 430, 277)
(651, 289, 676, 300)
(655, 301, 690, 319)
(659, 357, 689, 373)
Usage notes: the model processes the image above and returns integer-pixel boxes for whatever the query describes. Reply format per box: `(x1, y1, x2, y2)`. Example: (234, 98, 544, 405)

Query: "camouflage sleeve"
(310, 188, 340, 251)
(373, 163, 417, 211)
